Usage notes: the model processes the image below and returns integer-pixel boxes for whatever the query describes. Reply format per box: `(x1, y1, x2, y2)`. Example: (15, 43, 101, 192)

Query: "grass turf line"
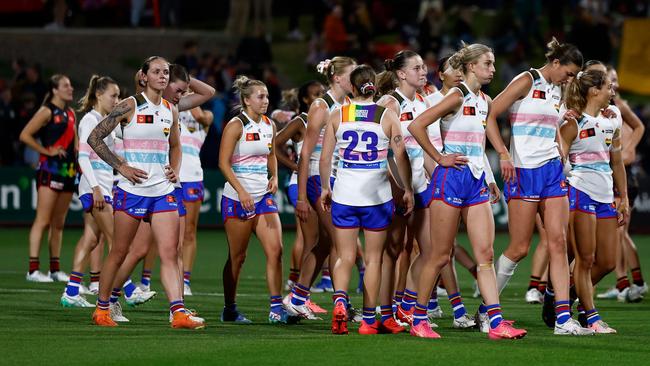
(0, 228, 648, 365)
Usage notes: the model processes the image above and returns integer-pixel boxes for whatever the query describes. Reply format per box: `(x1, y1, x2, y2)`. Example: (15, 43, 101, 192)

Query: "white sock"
(495, 254, 518, 294)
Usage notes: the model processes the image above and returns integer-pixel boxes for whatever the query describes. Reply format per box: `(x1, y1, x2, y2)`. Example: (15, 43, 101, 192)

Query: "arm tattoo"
(88, 102, 132, 170)
(393, 135, 403, 145)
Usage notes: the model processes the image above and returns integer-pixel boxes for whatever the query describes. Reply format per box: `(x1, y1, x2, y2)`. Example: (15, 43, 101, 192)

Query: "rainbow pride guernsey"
(567, 112, 621, 203)
(388, 89, 429, 194)
(440, 82, 489, 179)
(179, 110, 207, 182)
(509, 69, 563, 168)
(117, 93, 174, 197)
(332, 103, 391, 206)
(222, 111, 274, 203)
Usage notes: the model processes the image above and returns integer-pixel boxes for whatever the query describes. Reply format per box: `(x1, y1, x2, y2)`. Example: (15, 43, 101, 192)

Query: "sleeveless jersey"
(222, 111, 275, 203)
(509, 69, 563, 168)
(37, 102, 77, 178)
(425, 91, 445, 151)
(179, 110, 207, 182)
(567, 113, 620, 203)
(440, 82, 489, 179)
(78, 109, 115, 196)
(388, 89, 429, 193)
(332, 103, 391, 206)
(117, 93, 175, 197)
(309, 90, 350, 176)
(289, 112, 308, 185)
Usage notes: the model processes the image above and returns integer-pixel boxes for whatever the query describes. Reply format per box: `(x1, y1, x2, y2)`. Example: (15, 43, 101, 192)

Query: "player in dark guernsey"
(20, 74, 77, 283)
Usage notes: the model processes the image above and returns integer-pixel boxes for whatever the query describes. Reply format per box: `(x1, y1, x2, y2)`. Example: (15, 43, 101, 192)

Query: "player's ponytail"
(564, 69, 606, 114)
(350, 65, 377, 98)
(545, 37, 583, 68)
(77, 75, 117, 114)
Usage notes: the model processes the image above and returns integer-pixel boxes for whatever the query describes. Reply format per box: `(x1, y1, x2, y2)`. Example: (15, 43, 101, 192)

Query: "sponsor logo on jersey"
(355, 109, 369, 119)
(463, 106, 476, 115)
(400, 112, 414, 121)
(162, 118, 172, 125)
(246, 133, 260, 141)
(579, 128, 596, 139)
(137, 115, 154, 124)
(532, 90, 546, 99)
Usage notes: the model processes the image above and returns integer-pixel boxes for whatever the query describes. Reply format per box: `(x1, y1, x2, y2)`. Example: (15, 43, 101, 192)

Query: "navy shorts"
(181, 181, 204, 202)
(331, 200, 394, 230)
(79, 193, 113, 213)
(431, 165, 489, 208)
(306, 175, 336, 207)
(505, 159, 568, 202)
(113, 186, 179, 220)
(175, 187, 186, 217)
(287, 183, 298, 208)
(569, 185, 617, 219)
(221, 193, 278, 222)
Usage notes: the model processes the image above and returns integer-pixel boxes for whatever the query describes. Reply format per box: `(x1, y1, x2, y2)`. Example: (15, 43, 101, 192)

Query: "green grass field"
(1, 228, 648, 366)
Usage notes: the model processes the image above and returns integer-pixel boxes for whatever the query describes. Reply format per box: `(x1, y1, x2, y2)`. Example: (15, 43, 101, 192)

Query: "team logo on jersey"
(137, 115, 154, 124)
(554, 104, 560, 112)
(266, 197, 276, 208)
(480, 186, 488, 196)
(166, 195, 176, 203)
(400, 112, 414, 121)
(267, 143, 273, 151)
(188, 127, 196, 133)
(579, 128, 596, 139)
(246, 133, 260, 141)
(482, 120, 487, 129)
(532, 90, 546, 99)
(560, 180, 567, 188)
(463, 106, 476, 115)
(163, 127, 170, 137)
(605, 137, 612, 146)
(53, 114, 64, 124)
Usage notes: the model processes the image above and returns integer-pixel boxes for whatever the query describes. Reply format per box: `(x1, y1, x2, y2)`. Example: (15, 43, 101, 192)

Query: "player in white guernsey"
(60, 76, 119, 308)
(484, 38, 591, 335)
(320, 65, 413, 335)
(219, 76, 295, 325)
(88, 56, 203, 330)
(560, 69, 628, 333)
(291, 57, 356, 316)
(275, 81, 334, 318)
(399, 55, 498, 328)
(106, 64, 215, 322)
(178, 100, 213, 296)
(593, 64, 648, 302)
(409, 43, 527, 339)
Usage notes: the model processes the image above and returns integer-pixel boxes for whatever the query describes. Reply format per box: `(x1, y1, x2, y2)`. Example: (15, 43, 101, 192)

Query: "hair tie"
(317, 59, 332, 75)
(360, 82, 375, 94)
(576, 71, 584, 80)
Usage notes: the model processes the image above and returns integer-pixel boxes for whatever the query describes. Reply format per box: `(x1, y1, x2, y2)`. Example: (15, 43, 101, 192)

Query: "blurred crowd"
(1, 0, 648, 173)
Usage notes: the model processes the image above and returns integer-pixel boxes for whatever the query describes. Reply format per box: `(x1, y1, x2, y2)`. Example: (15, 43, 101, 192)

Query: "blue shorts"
(569, 185, 617, 219)
(504, 159, 568, 202)
(79, 193, 113, 213)
(181, 181, 204, 202)
(431, 165, 489, 208)
(331, 200, 394, 230)
(221, 193, 278, 222)
(415, 182, 434, 210)
(306, 175, 336, 207)
(175, 187, 186, 217)
(113, 186, 179, 220)
(287, 183, 298, 208)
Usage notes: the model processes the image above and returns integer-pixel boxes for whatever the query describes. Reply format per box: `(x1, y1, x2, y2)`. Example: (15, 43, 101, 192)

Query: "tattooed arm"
(89, 98, 147, 184)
